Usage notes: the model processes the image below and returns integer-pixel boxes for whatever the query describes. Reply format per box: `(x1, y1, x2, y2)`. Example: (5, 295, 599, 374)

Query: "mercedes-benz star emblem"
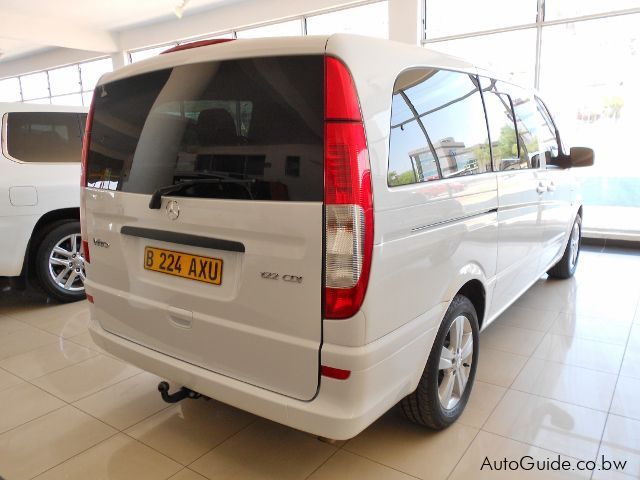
(166, 200, 180, 220)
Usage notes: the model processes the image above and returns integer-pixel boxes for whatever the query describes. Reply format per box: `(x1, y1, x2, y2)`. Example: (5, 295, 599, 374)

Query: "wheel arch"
(457, 279, 486, 330)
(23, 208, 80, 278)
(443, 264, 488, 331)
(405, 269, 488, 395)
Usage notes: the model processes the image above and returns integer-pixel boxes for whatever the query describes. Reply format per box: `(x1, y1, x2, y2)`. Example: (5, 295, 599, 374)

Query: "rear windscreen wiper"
(148, 178, 256, 209)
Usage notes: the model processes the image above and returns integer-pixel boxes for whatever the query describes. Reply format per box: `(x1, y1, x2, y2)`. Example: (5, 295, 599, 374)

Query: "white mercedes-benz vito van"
(83, 35, 593, 439)
(1, 102, 88, 302)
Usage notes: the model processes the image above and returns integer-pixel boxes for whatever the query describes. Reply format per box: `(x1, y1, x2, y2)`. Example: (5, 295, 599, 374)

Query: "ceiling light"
(174, 0, 190, 19)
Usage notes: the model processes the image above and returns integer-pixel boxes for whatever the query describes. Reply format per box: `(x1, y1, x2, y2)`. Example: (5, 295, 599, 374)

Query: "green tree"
(496, 124, 518, 160)
(388, 170, 417, 186)
(473, 142, 491, 166)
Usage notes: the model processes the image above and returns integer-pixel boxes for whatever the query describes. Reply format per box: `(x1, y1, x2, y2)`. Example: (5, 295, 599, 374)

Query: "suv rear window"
(86, 55, 324, 201)
(5, 112, 85, 163)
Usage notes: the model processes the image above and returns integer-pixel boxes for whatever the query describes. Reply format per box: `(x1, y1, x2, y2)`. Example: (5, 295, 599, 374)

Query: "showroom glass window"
(236, 20, 302, 38)
(129, 44, 177, 63)
(539, 14, 640, 234)
(0, 77, 22, 102)
(425, 0, 536, 39)
(0, 58, 112, 106)
(79, 58, 114, 105)
(423, 0, 640, 236)
(306, 1, 388, 38)
(20, 72, 49, 101)
(388, 68, 491, 186)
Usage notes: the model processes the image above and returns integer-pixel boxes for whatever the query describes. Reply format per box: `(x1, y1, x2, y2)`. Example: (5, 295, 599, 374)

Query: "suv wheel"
(35, 221, 86, 303)
(547, 214, 582, 279)
(401, 294, 479, 429)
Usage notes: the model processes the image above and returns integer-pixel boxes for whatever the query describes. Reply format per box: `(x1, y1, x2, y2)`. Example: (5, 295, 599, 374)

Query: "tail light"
(323, 56, 373, 319)
(80, 99, 95, 263)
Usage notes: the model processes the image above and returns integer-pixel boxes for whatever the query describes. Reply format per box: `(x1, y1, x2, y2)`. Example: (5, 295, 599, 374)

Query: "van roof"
(98, 34, 487, 86)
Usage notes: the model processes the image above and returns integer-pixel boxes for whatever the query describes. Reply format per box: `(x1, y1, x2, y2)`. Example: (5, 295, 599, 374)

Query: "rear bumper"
(89, 303, 442, 439)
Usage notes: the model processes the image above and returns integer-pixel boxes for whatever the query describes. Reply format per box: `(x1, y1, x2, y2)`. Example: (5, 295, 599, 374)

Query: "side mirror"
(568, 146, 594, 167)
(548, 146, 594, 169)
(531, 153, 541, 169)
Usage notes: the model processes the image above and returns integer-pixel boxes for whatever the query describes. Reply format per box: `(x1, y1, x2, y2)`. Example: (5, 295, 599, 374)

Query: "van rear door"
(84, 55, 324, 400)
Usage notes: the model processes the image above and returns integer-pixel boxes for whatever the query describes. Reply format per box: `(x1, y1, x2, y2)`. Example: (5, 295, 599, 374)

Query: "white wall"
(388, 0, 422, 45)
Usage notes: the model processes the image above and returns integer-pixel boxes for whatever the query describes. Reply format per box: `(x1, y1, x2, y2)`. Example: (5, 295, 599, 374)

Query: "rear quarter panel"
(326, 36, 498, 343)
(0, 156, 80, 276)
(0, 105, 84, 276)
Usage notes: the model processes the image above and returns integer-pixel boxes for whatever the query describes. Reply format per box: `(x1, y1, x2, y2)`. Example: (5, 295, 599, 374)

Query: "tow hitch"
(157, 381, 202, 403)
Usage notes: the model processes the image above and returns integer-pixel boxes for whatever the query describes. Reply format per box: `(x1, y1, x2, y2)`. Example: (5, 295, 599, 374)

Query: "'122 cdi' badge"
(261, 272, 303, 283)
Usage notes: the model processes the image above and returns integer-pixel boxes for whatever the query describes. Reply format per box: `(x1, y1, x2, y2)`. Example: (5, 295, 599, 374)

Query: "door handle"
(536, 182, 546, 194)
(547, 181, 556, 192)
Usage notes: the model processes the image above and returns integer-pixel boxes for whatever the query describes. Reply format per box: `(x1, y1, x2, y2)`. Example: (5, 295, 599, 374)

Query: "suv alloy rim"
(569, 221, 580, 270)
(48, 233, 86, 292)
(438, 315, 473, 409)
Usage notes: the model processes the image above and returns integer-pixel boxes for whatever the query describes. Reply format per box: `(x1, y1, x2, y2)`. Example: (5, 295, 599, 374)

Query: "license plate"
(144, 246, 223, 285)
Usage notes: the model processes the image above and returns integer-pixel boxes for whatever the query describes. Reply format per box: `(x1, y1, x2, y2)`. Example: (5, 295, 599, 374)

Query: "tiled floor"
(1, 245, 639, 479)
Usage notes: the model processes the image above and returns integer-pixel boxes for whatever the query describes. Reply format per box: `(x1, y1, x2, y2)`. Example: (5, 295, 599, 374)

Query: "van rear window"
(86, 55, 324, 201)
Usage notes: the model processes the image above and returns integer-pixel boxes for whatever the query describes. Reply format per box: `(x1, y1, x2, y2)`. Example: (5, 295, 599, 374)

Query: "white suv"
(1, 102, 88, 302)
(83, 35, 593, 439)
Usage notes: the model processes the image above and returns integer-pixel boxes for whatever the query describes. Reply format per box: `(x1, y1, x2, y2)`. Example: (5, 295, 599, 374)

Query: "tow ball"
(157, 381, 202, 403)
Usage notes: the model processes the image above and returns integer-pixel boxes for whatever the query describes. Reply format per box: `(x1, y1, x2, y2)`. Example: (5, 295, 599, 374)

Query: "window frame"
(499, 82, 549, 171)
(477, 75, 534, 172)
(534, 95, 565, 156)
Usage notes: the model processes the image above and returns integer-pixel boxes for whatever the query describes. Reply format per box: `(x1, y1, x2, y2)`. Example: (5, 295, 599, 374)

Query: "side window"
(480, 78, 521, 171)
(388, 79, 431, 186)
(388, 68, 491, 186)
(534, 97, 560, 157)
(5, 112, 84, 163)
(509, 88, 545, 169)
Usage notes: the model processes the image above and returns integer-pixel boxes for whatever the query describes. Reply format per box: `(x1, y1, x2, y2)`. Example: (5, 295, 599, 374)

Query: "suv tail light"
(80, 99, 95, 263)
(323, 56, 373, 319)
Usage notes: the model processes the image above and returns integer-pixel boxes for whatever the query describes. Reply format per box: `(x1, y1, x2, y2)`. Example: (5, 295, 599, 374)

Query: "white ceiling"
(0, 0, 239, 61)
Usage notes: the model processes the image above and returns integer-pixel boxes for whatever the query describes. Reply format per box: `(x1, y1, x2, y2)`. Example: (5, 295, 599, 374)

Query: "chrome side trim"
(411, 208, 498, 233)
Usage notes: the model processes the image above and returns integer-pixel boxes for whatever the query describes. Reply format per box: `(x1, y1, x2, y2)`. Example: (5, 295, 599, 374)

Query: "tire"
(35, 220, 86, 303)
(401, 294, 479, 430)
(547, 214, 582, 279)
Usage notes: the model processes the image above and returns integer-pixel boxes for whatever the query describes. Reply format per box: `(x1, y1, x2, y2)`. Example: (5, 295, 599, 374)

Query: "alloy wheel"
(48, 233, 86, 292)
(438, 315, 474, 410)
(569, 221, 580, 270)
